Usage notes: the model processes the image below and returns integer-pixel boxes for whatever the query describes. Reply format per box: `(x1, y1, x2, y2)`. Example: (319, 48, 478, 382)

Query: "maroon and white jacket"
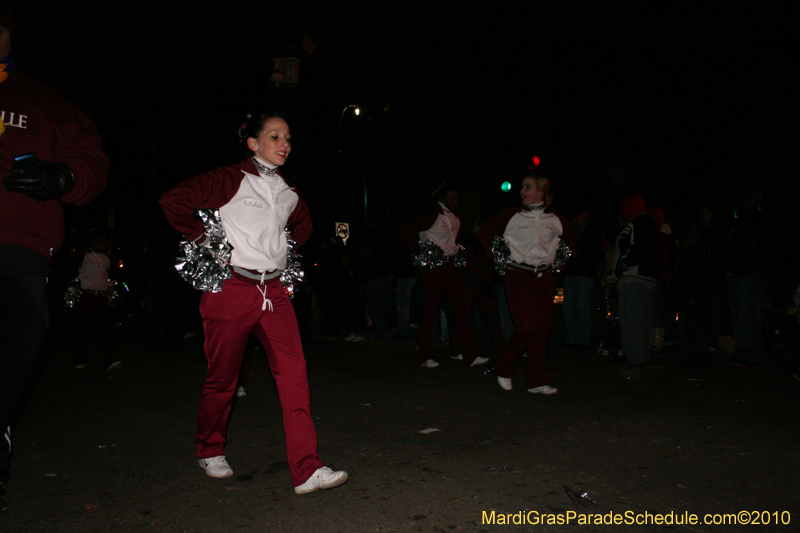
(478, 204, 578, 270)
(400, 202, 461, 256)
(159, 157, 312, 273)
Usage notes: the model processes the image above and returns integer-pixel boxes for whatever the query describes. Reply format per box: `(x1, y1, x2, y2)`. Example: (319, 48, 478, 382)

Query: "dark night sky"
(5, 1, 797, 239)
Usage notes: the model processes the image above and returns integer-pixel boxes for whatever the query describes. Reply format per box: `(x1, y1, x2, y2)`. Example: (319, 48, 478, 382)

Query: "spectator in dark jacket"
(562, 209, 606, 348)
(614, 194, 662, 364)
(647, 206, 677, 354)
(724, 192, 772, 367)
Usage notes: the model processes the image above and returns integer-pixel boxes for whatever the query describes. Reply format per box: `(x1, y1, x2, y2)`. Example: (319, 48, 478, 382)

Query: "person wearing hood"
(613, 194, 663, 365)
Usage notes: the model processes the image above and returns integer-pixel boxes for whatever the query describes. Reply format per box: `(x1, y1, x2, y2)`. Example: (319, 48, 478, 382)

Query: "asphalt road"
(2, 312, 799, 533)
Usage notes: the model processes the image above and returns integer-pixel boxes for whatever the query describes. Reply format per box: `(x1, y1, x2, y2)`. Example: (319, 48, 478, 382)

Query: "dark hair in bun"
(238, 112, 287, 141)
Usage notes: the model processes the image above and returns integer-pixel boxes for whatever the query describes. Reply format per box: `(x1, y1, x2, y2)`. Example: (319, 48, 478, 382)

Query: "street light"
(337, 105, 367, 223)
(339, 105, 360, 124)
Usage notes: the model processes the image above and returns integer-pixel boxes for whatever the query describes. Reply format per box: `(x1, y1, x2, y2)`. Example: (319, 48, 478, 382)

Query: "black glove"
(4, 155, 76, 201)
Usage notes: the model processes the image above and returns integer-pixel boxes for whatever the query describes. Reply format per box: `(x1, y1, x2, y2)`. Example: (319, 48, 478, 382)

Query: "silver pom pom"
(107, 280, 122, 307)
(413, 239, 446, 269)
(64, 278, 81, 308)
(490, 236, 511, 276)
(64, 278, 122, 307)
(551, 239, 573, 273)
(280, 228, 305, 299)
(452, 245, 468, 270)
(175, 209, 233, 292)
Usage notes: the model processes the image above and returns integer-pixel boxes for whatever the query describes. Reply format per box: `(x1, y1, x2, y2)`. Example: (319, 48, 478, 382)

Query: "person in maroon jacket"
(1, 11, 108, 510)
(478, 173, 578, 395)
(400, 185, 489, 369)
(159, 112, 347, 495)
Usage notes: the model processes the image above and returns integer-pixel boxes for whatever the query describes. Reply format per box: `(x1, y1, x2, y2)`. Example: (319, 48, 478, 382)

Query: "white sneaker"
(421, 359, 440, 368)
(236, 386, 247, 397)
(451, 354, 463, 360)
(470, 356, 490, 367)
(528, 385, 558, 395)
(497, 376, 512, 391)
(294, 466, 348, 495)
(198, 455, 234, 478)
(104, 361, 122, 372)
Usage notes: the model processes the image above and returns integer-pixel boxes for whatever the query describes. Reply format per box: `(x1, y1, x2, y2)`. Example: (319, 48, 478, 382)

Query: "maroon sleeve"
(288, 195, 313, 246)
(477, 207, 517, 253)
(400, 210, 439, 254)
(50, 100, 109, 206)
(159, 165, 243, 242)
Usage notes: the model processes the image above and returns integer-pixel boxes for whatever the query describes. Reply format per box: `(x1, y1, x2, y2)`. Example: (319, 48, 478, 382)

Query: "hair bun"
(237, 115, 253, 140)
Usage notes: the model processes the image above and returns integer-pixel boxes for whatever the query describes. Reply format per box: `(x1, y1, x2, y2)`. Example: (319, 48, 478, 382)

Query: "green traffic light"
(501, 181, 512, 192)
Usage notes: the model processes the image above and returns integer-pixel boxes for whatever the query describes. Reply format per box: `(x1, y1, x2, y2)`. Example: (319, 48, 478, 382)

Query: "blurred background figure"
(724, 191, 772, 368)
(646, 206, 677, 355)
(562, 206, 606, 350)
(675, 204, 727, 367)
(72, 227, 122, 372)
(401, 184, 488, 369)
(613, 194, 662, 365)
(459, 216, 506, 356)
(361, 220, 393, 344)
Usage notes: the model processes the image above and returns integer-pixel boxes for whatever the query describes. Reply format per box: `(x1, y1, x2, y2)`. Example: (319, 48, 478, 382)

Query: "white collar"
(253, 156, 278, 170)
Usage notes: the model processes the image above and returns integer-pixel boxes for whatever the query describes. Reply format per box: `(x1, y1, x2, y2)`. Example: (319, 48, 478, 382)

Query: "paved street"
(3, 312, 799, 532)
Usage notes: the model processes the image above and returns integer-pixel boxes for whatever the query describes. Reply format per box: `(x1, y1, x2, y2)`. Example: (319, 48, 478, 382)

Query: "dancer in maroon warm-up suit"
(401, 186, 489, 369)
(160, 113, 347, 495)
(478, 174, 577, 394)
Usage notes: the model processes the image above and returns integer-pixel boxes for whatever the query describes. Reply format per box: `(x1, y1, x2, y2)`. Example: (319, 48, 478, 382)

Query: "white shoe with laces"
(497, 376, 512, 391)
(294, 466, 349, 495)
(528, 385, 558, 395)
(421, 359, 440, 368)
(198, 455, 234, 478)
(236, 386, 247, 397)
(470, 356, 490, 367)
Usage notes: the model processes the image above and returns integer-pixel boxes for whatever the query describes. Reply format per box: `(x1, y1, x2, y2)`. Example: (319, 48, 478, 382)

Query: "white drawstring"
(256, 285, 273, 312)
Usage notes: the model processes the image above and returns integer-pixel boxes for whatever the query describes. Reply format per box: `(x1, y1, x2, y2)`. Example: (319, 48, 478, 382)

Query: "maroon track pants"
(418, 261, 477, 366)
(494, 268, 555, 388)
(197, 276, 323, 486)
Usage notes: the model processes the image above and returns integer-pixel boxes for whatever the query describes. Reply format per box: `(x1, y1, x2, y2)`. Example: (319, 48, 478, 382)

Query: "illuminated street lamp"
(339, 104, 360, 123)
(337, 105, 367, 222)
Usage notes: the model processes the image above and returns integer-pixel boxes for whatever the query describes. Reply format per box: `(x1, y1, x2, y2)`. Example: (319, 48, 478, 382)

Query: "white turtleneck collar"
(253, 156, 278, 174)
(525, 202, 546, 211)
(251, 157, 288, 199)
